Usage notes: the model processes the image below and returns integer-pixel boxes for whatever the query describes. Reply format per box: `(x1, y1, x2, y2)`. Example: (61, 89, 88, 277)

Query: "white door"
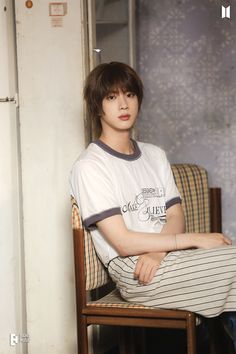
(0, 1, 26, 353)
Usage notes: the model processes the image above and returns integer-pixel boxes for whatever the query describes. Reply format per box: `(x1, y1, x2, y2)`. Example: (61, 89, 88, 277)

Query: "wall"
(136, 0, 236, 241)
(15, 1, 86, 352)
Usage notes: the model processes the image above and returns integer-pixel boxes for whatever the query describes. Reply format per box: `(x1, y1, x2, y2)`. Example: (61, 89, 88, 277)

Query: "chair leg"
(77, 316, 88, 354)
(186, 313, 197, 354)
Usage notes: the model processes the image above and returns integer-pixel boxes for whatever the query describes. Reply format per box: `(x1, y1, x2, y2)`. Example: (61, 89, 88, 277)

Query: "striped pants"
(108, 246, 236, 318)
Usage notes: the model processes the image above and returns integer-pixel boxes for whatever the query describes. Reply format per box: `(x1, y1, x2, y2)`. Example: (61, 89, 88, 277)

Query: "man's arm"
(134, 203, 185, 284)
(97, 206, 230, 257)
(161, 203, 185, 235)
(97, 206, 230, 285)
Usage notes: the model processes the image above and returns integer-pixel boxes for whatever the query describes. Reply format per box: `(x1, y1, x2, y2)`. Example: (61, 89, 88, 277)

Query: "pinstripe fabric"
(108, 247, 236, 318)
(106, 165, 236, 318)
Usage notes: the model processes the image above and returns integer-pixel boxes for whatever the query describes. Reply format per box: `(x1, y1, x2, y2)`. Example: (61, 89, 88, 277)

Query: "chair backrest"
(171, 164, 210, 233)
(72, 163, 211, 296)
(72, 197, 110, 291)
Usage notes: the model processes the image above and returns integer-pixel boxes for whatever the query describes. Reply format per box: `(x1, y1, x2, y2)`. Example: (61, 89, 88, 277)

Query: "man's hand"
(193, 233, 232, 249)
(134, 252, 167, 284)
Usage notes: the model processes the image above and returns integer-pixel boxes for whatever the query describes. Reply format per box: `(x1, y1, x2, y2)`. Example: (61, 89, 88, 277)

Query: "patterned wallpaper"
(136, 0, 236, 241)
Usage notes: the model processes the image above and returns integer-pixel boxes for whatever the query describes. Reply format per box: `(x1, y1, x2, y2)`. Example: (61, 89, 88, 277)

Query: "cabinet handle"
(0, 94, 19, 107)
(0, 97, 15, 103)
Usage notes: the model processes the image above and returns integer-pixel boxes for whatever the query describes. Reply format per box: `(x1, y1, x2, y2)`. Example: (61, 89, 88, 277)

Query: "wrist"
(175, 233, 198, 250)
(152, 251, 167, 257)
(190, 233, 204, 248)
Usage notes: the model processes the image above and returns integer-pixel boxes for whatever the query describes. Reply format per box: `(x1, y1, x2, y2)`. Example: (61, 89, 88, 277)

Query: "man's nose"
(119, 94, 128, 109)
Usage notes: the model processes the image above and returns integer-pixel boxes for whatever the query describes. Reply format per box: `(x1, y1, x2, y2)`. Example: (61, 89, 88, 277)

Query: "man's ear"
(98, 110, 104, 117)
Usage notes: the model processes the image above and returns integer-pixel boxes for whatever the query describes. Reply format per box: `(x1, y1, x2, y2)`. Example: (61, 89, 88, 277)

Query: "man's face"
(100, 89, 139, 134)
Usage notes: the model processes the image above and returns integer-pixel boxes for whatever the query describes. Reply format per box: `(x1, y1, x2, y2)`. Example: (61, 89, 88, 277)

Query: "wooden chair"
(72, 163, 222, 354)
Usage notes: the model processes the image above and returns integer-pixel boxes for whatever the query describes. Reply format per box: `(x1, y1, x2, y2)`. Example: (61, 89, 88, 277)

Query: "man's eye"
(106, 94, 116, 100)
(127, 92, 136, 98)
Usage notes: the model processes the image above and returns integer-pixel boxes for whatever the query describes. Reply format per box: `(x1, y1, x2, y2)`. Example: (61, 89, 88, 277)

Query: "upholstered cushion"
(86, 288, 201, 324)
(88, 288, 151, 309)
(72, 197, 109, 290)
(171, 164, 210, 233)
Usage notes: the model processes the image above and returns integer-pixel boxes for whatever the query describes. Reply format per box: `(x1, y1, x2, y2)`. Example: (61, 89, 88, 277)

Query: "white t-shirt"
(70, 140, 181, 266)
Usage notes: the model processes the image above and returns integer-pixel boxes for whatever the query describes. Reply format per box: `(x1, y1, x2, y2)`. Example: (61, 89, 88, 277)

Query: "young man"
(70, 62, 236, 325)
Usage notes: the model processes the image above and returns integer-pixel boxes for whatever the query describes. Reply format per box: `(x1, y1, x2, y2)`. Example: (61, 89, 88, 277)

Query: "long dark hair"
(84, 62, 143, 137)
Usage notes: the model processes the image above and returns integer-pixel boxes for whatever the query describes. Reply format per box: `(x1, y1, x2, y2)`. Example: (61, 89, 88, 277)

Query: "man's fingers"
(145, 265, 158, 284)
(141, 265, 152, 284)
(138, 263, 149, 283)
(134, 253, 163, 284)
(134, 259, 142, 279)
(224, 236, 232, 245)
(148, 266, 158, 283)
(140, 263, 158, 284)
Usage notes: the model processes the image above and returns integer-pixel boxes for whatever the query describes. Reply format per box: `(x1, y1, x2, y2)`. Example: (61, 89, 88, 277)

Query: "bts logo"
(221, 5, 230, 19)
(10, 333, 30, 346)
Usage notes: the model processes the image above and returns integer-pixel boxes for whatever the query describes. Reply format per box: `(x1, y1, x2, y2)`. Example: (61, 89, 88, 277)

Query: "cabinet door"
(0, 1, 26, 351)
(87, 0, 136, 69)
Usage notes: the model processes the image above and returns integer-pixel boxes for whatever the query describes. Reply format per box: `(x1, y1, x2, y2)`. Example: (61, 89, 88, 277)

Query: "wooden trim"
(86, 316, 187, 329)
(83, 306, 191, 319)
(73, 228, 87, 311)
(77, 315, 88, 354)
(210, 187, 222, 233)
(186, 313, 197, 354)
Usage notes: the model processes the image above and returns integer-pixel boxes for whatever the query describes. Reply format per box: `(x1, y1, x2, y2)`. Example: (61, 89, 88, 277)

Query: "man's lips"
(118, 114, 130, 120)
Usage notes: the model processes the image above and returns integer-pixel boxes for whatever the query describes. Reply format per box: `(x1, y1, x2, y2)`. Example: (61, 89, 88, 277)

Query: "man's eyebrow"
(106, 90, 118, 95)
(106, 87, 131, 95)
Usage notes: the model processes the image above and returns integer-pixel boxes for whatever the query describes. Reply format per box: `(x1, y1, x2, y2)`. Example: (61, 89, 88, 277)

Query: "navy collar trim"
(93, 139, 141, 161)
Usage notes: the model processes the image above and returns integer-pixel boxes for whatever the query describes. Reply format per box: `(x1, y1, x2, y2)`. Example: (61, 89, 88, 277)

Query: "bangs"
(99, 66, 141, 98)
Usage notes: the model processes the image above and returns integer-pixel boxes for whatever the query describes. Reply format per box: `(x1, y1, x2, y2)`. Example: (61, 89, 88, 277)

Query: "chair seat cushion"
(87, 288, 152, 309)
(87, 289, 201, 325)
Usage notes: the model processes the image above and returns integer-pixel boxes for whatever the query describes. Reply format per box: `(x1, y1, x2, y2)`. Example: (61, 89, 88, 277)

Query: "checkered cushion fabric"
(171, 164, 210, 233)
(87, 289, 152, 309)
(72, 197, 109, 290)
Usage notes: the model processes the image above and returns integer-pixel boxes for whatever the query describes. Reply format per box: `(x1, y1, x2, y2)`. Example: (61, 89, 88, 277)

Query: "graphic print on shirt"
(121, 187, 166, 225)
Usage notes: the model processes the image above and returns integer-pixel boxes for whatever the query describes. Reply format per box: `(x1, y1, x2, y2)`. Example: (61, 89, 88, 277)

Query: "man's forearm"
(161, 204, 185, 235)
(97, 213, 230, 257)
(151, 206, 185, 257)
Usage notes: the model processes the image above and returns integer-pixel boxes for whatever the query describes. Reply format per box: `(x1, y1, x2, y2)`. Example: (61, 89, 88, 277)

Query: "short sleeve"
(159, 150, 181, 210)
(70, 160, 121, 228)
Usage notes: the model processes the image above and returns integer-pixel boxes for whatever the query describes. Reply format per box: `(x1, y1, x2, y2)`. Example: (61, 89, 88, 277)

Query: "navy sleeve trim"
(83, 207, 122, 229)
(166, 197, 182, 210)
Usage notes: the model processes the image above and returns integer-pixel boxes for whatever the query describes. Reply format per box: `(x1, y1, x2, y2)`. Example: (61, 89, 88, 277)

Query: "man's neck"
(99, 132, 134, 155)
